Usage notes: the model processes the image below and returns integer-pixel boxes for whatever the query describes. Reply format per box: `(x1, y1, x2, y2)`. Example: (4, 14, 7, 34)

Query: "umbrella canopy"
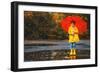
(61, 16, 87, 33)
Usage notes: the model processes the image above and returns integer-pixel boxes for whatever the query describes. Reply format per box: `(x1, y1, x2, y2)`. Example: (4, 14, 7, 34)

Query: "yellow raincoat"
(68, 25, 80, 43)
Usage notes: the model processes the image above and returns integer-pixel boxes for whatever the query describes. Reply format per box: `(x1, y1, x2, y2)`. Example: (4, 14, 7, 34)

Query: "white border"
(18, 5, 96, 68)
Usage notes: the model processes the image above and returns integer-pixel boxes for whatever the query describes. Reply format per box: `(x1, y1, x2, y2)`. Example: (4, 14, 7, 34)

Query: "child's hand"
(72, 31, 74, 35)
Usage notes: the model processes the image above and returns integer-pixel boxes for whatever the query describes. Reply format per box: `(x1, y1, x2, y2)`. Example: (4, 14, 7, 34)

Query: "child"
(68, 21, 80, 55)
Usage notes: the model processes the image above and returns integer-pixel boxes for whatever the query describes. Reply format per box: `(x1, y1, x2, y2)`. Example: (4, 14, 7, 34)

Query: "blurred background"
(24, 11, 90, 40)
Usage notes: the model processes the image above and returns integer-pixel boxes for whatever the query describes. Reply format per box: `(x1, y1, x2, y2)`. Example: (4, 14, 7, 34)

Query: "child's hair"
(71, 21, 76, 24)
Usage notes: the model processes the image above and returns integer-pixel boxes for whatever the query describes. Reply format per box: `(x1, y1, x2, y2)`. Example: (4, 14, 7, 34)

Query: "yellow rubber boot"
(69, 49, 73, 55)
(73, 49, 76, 55)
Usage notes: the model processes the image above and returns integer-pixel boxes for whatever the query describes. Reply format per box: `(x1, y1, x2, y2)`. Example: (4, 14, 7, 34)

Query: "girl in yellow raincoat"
(68, 21, 80, 55)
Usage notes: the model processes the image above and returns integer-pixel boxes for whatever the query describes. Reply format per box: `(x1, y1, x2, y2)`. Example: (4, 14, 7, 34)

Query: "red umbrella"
(61, 16, 87, 33)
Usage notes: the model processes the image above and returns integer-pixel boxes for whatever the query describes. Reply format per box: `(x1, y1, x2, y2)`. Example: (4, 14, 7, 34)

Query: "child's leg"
(73, 42, 76, 48)
(69, 43, 73, 55)
(69, 43, 73, 49)
(73, 42, 76, 55)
